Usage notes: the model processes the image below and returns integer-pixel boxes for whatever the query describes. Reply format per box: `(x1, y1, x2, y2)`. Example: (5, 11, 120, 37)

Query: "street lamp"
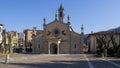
(58, 38, 61, 44)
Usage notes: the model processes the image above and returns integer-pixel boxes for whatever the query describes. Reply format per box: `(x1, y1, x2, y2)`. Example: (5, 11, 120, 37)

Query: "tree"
(110, 32, 120, 56)
(7, 33, 12, 54)
(0, 30, 6, 53)
(95, 34, 111, 57)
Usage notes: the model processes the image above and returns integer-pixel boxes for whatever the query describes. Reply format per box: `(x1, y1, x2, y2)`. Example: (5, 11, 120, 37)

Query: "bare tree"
(95, 34, 111, 57)
(0, 30, 6, 53)
(7, 33, 12, 54)
(110, 32, 120, 56)
(96, 34, 111, 49)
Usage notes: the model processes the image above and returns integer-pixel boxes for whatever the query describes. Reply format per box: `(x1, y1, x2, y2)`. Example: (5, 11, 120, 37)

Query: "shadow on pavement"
(6, 60, 120, 68)
(9, 60, 89, 68)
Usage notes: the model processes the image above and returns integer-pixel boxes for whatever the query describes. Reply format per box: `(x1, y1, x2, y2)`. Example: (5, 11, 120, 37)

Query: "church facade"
(32, 5, 84, 54)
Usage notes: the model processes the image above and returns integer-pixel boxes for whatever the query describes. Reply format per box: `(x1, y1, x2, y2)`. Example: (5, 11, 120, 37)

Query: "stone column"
(57, 43, 59, 55)
(48, 42, 51, 55)
(57, 39, 61, 55)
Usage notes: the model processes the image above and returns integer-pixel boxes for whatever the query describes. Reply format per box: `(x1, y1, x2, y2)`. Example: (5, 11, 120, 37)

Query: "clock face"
(53, 28, 59, 37)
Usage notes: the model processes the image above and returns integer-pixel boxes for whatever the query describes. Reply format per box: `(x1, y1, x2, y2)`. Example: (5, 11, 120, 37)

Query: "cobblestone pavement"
(0, 54, 120, 68)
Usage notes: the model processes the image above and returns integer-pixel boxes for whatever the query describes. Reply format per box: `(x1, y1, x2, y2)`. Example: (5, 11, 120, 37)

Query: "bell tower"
(58, 4, 64, 22)
(81, 24, 84, 35)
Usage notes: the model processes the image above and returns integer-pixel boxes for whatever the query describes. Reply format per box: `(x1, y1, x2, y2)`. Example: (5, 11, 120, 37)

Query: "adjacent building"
(18, 33, 24, 48)
(0, 28, 19, 53)
(88, 31, 120, 53)
(8, 31, 19, 48)
(23, 28, 42, 52)
(0, 24, 4, 53)
(0, 24, 3, 44)
(23, 29, 33, 52)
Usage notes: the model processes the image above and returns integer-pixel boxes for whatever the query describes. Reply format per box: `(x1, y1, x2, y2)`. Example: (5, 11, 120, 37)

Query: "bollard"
(5, 54, 10, 64)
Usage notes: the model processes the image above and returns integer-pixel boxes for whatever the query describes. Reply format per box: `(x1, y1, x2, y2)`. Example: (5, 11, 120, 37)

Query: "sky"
(0, 0, 120, 34)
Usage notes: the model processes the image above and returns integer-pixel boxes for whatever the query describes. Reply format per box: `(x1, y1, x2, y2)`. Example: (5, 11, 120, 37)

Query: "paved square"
(0, 54, 120, 68)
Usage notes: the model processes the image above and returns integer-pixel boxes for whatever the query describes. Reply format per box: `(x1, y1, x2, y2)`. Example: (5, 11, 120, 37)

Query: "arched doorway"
(50, 43, 57, 54)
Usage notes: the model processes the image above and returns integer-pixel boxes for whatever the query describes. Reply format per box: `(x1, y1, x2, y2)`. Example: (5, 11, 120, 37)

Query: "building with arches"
(32, 4, 84, 54)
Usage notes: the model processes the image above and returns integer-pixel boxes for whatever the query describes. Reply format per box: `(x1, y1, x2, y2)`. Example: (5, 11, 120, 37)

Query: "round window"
(53, 29, 59, 37)
(54, 29, 59, 34)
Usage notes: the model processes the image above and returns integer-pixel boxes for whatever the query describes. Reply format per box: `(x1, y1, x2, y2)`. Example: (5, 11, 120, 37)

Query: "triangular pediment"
(45, 20, 68, 30)
(45, 20, 69, 40)
(46, 20, 67, 26)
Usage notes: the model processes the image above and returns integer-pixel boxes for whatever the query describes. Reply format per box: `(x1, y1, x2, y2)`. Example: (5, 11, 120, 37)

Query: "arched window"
(38, 44, 40, 48)
(74, 44, 77, 48)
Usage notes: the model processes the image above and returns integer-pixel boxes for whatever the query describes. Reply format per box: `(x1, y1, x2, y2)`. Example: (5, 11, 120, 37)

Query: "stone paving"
(0, 54, 120, 68)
